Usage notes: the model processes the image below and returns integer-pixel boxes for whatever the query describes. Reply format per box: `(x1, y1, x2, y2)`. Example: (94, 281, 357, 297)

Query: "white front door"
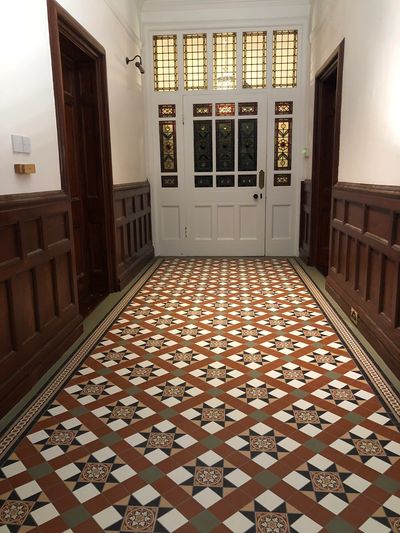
(182, 93, 267, 256)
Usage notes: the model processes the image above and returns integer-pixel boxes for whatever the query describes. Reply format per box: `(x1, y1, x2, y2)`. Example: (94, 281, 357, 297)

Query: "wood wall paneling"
(114, 182, 154, 289)
(326, 183, 400, 376)
(0, 191, 82, 417)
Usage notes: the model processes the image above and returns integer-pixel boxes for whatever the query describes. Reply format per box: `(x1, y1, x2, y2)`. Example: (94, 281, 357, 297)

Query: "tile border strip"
(290, 258, 400, 421)
(0, 258, 163, 461)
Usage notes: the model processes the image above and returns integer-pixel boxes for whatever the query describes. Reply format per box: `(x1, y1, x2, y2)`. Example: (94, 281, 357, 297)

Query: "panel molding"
(326, 182, 400, 376)
(299, 179, 311, 262)
(114, 181, 154, 289)
(0, 190, 82, 417)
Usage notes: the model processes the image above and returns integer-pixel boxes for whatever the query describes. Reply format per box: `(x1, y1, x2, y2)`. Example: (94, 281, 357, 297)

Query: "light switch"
(11, 134, 23, 153)
(22, 136, 31, 154)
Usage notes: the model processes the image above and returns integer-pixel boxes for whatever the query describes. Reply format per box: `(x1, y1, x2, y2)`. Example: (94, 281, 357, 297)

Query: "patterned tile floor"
(1, 258, 400, 532)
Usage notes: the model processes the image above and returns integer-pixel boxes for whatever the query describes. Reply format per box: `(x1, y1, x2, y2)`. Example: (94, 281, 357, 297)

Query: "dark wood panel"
(326, 182, 400, 376)
(299, 179, 311, 262)
(0, 191, 82, 417)
(114, 181, 154, 290)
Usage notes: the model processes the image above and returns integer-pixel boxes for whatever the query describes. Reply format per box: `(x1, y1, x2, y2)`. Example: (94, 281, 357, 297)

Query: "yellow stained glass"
(213, 32, 236, 90)
(184, 34, 207, 91)
(242, 31, 267, 89)
(272, 30, 298, 88)
(153, 35, 178, 92)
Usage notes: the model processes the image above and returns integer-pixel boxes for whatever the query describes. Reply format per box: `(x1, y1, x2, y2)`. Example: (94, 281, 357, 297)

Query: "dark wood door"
(60, 37, 108, 315)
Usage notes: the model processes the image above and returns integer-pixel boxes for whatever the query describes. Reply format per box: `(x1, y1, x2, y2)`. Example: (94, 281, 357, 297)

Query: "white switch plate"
(11, 134, 23, 153)
(22, 136, 31, 154)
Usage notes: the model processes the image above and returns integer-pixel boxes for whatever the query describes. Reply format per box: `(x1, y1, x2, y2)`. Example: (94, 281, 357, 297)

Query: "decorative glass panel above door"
(238, 119, 257, 171)
(213, 32, 237, 90)
(242, 31, 267, 89)
(184, 33, 207, 91)
(153, 35, 178, 91)
(193, 121, 213, 172)
(216, 120, 235, 171)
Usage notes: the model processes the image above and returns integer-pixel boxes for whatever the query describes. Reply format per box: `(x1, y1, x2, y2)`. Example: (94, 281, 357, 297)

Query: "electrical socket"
(350, 307, 359, 326)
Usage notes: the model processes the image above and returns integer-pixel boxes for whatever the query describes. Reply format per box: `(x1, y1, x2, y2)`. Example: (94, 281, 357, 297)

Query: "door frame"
(310, 39, 345, 269)
(47, 0, 117, 292)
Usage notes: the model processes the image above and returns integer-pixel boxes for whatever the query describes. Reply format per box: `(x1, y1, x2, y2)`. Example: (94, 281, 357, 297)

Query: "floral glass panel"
(238, 102, 258, 115)
(272, 30, 298, 88)
(216, 120, 235, 172)
(213, 32, 237, 90)
(184, 34, 207, 91)
(153, 35, 178, 92)
(274, 118, 292, 170)
(275, 101, 293, 115)
(159, 121, 177, 172)
(238, 119, 257, 171)
(193, 104, 212, 117)
(242, 31, 267, 89)
(193, 121, 213, 172)
(158, 104, 176, 118)
(215, 103, 235, 116)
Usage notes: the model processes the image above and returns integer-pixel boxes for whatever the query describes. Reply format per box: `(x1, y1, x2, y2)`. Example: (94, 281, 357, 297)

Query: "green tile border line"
(0, 258, 163, 461)
(290, 258, 400, 422)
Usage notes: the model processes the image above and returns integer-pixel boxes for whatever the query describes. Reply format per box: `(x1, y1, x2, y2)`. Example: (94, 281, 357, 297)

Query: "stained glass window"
(184, 34, 207, 91)
(272, 30, 298, 88)
(242, 31, 267, 89)
(274, 118, 292, 170)
(275, 101, 293, 115)
(193, 104, 212, 117)
(153, 35, 178, 92)
(238, 102, 258, 115)
(215, 103, 235, 116)
(213, 32, 236, 90)
(159, 121, 177, 172)
(158, 104, 176, 118)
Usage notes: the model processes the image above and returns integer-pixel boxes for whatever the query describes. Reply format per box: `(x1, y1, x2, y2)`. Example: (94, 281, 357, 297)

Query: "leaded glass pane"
(275, 101, 293, 115)
(216, 103, 235, 116)
(274, 118, 292, 170)
(193, 104, 212, 117)
(184, 33, 207, 91)
(238, 119, 257, 171)
(242, 31, 267, 89)
(216, 120, 235, 171)
(213, 32, 237, 90)
(272, 30, 298, 88)
(153, 35, 178, 92)
(159, 121, 177, 172)
(158, 104, 176, 118)
(193, 121, 213, 172)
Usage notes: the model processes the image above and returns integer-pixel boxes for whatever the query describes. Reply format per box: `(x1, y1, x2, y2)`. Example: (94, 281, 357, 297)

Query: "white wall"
(308, 0, 400, 186)
(0, 0, 146, 195)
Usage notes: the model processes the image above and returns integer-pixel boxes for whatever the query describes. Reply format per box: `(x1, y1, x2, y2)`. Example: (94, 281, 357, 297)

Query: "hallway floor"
(1, 258, 399, 532)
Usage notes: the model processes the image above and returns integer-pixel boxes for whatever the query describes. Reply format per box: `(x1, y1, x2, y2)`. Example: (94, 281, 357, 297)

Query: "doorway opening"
(310, 40, 344, 275)
(48, 0, 116, 316)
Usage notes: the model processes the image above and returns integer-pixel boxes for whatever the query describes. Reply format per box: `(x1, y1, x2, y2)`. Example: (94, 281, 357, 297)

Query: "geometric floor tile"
(181, 398, 246, 434)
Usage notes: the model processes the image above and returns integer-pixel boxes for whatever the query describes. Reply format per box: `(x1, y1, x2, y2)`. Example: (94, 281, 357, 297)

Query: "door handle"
(253, 194, 259, 200)
(258, 170, 265, 190)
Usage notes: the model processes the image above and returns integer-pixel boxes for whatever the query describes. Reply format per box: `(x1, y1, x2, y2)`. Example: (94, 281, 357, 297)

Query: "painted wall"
(308, 0, 400, 186)
(0, 0, 145, 195)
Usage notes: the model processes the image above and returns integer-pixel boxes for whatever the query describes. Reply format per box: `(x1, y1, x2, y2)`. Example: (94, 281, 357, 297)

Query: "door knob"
(253, 194, 259, 200)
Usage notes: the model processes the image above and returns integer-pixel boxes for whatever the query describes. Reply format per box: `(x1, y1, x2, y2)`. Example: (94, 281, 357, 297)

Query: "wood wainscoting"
(0, 191, 83, 417)
(299, 179, 312, 263)
(326, 182, 400, 376)
(114, 181, 154, 289)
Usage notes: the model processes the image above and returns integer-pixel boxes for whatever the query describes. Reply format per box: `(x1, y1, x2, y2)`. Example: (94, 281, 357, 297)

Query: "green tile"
(140, 466, 164, 483)
(69, 406, 89, 417)
(200, 435, 223, 449)
(172, 369, 185, 377)
(254, 470, 279, 488)
(282, 355, 294, 362)
(207, 388, 224, 397)
(97, 368, 113, 376)
(304, 438, 326, 453)
(325, 371, 341, 379)
(290, 389, 308, 398)
(326, 517, 355, 533)
(212, 354, 223, 361)
(343, 412, 365, 424)
(100, 432, 122, 445)
(28, 462, 53, 479)
(191, 510, 220, 532)
(62, 506, 91, 528)
(126, 385, 142, 395)
(159, 408, 177, 419)
(250, 370, 262, 378)
(374, 474, 400, 494)
(250, 411, 269, 421)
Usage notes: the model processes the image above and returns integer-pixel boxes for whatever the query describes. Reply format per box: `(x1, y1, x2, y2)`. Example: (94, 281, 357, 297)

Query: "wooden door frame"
(310, 39, 344, 267)
(47, 0, 117, 292)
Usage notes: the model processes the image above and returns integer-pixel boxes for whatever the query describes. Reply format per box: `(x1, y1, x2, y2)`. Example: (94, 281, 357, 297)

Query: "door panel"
(183, 94, 267, 256)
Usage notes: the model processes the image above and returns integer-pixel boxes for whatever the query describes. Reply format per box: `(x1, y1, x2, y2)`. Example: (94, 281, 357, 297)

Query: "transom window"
(152, 29, 299, 91)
